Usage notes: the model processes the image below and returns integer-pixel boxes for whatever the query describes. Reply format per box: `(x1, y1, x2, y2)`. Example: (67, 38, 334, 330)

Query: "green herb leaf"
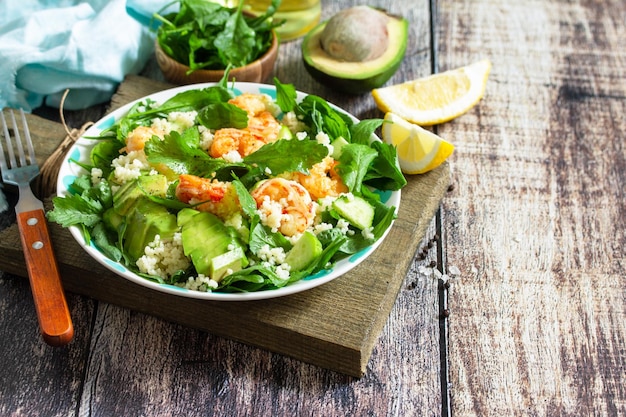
(48, 192, 103, 228)
(92, 222, 123, 262)
(214, 2, 256, 67)
(298, 95, 354, 140)
(197, 102, 248, 130)
(231, 178, 257, 219)
(248, 222, 292, 255)
(90, 139, 124, 177)
(243, 139, 328, 176)
(365, 141, 407, 191)
(219, 264, 288, 291)
(350, 119, 383, 145)
(336, 143, 378, 195)
(274, 77, 297, 113)
(154, 0, 279, 71)
(144, 128, 227, 176)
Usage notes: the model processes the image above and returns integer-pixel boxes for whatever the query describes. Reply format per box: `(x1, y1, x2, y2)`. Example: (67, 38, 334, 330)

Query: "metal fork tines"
(0, 109, 42, 211)
(0, 108, 74, 346)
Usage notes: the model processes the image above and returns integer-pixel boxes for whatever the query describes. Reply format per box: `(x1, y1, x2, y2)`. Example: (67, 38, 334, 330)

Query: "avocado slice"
(210, 246, 247, 281)
(124, 198, 178, 262)
(302, 7, 408, 94)
(178, 210, 248, 282)
(284, 231, 323, 272)
(113, 174, 169, 216)
(103, 207, 123, 232)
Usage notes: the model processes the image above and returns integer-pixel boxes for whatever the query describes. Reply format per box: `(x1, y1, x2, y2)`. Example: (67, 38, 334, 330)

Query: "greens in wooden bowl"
(153, 0, 283, 73)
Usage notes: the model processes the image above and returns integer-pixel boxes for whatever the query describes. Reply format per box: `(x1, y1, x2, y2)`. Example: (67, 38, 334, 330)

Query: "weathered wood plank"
(0, 0, 446, 415)
(0, 0, 443, 379)
(80, 0, 444, 413)
(0, 274, 96, 417)
(0, 151, 449, 376)
(75, 224, 444, 417)
(437, 0, 626, 415)
(0, 109, 96, 417)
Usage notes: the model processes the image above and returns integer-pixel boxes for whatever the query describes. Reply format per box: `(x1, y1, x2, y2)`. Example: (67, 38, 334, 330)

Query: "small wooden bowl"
(155, 31, 279, 85)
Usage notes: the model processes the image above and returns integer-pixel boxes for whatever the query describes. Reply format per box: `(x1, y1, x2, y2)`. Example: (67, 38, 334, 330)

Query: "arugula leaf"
(197, 102, 248, 130)
(371, 200, 397, 240)
(336, 143, 378, 195)
(365, 141, 407, 191)
(92, 222, 123, 262)
(243, 139, 328, 176)
(90, 139, 124, 177)
(298, 95, 353, 140)
(67, 174, 93, 195)
(274, 77, 297, 113)
(87, 178, 113, 208)
(144, 128, 227, 176)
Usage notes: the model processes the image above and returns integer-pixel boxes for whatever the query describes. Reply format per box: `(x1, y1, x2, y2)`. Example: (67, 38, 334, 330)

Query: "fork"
(1, 109, 74, 346)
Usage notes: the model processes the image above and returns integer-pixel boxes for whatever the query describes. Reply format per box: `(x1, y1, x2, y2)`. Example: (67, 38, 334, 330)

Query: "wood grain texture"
(0, 152, 449, 377)
(0, 275, 95, 417)
(0, 0, 447, 415)
(2, 0, 624, 415)
(75, 233, 444, 417)
(436, 0, 626, 415)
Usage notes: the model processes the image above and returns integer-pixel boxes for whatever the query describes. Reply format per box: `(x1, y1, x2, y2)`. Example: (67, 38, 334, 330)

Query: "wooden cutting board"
(0, 75, 450, 377)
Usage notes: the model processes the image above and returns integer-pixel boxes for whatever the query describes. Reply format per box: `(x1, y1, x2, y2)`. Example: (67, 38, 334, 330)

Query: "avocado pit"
(319, 5, 390, 62)
(301, 6, 408, 94)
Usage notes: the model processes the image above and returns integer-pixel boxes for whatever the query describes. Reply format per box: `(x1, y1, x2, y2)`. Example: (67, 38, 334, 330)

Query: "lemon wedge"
(372, 59, 491, 126)
(382, 112, 454, 174)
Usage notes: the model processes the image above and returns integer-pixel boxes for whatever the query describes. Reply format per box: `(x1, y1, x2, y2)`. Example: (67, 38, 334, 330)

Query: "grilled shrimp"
(210, 95, 282, 159)
(296, 156, 349, 200)
(175, 174, 240, 221)
(123, 125, 165, 152)
(229, 93, 271, 116)
(209, 128, 266, 159)
(246, 111, 282, 143)
(250, 178, 316, 237)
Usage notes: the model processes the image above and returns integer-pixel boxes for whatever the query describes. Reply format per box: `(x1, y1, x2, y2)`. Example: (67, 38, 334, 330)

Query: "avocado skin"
(301, 13, 408, 94)
(303, 58, 405, 95)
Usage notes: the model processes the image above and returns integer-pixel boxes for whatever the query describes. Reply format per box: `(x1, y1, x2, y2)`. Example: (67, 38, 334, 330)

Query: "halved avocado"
(302, 8, 408, 94)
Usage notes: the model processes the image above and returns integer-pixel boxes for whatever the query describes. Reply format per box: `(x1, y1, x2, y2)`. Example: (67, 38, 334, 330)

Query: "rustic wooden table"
(1, 0, 624, 416)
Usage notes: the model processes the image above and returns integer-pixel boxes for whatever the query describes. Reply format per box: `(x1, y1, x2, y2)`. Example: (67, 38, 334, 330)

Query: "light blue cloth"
(0, 0, 171, 111)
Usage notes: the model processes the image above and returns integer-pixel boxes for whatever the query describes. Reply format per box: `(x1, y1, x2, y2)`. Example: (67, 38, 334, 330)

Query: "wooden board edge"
(0, 228, 366, 376)
(357, 163, 451, 374)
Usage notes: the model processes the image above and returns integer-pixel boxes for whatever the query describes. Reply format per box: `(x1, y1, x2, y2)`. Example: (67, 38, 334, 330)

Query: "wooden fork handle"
(17, 209, 74, 347)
